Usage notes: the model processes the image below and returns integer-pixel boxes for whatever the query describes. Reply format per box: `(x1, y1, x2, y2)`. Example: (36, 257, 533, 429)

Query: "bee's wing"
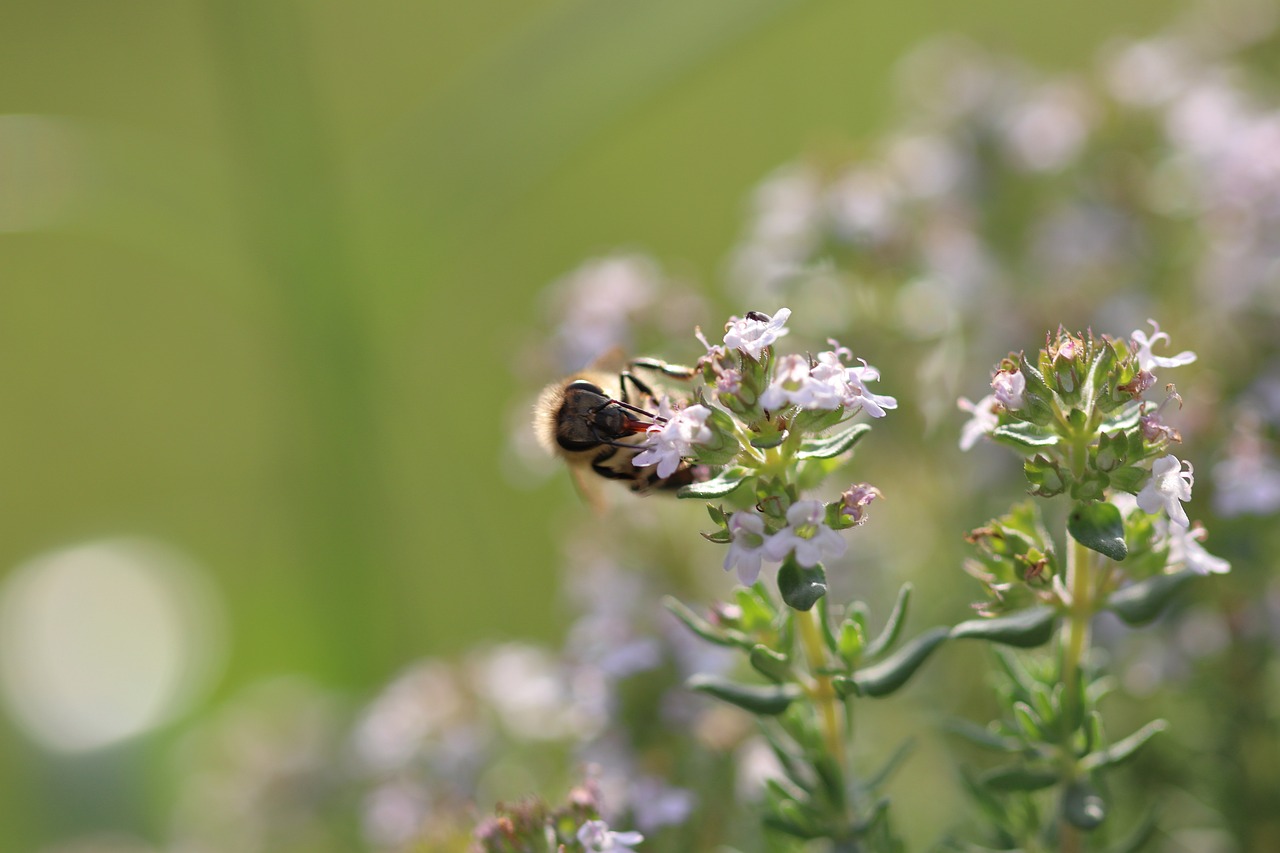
(569, 464, 611, 514)
(586, 346, 628, 376)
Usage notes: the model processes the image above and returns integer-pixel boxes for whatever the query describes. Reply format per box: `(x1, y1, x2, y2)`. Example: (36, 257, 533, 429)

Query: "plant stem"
(797, 606, 849, 803)
(1059, 534, 1094, 853)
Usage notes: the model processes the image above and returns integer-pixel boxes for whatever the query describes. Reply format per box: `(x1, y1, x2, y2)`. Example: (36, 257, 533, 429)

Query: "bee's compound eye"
(565, 380, 606, 395)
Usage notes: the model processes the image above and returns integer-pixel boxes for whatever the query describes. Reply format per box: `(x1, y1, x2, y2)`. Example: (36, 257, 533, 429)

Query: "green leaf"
(1100, 403, 1142, 432)
(950, 606, 1057, 648)
(1083, 720, 1167, 771)
(663, 596, 743, 648)
(687, 674, 800, 715)
(678, 466, 751, 499)
(847, 627, 949, 698)
(980, 763, 1060, 792)
(1062, 779, 1107, 830)
(941, 718, 1023, 752)
(797, 423, 871, 460)
(1012, 700, 1044, 741)
(749, 644, 792, 683)
(863, 583, 912, 659)
(777, 556, 827, 611)
(1067, 501, 1127, 561)
(1105, 569, 1199, 626)
(992, 421, 1061, 450)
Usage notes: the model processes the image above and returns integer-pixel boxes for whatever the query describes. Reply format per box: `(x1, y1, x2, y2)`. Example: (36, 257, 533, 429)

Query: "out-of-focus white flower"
(991, 368, 1026, 411)
(577, 819, 644, 852)
(764, 500, 846, 567)
(1001, 81, 1094, 172)
(723, 510, 772, 586)
(1212, 413, 1280, 517)
(1162, 520, 1231, 575)
(827, 166, 900, 243)
(958, 394, 1000, 451)
(723, 308, 791, 360)
(1137, 454, 1195, 528)
(632, 404, 712, 479)
(1104, 38, 1190, 106)
(548, 255, 660, 369)
(628, 776, 695, 832)
(352, 661, 464, 773)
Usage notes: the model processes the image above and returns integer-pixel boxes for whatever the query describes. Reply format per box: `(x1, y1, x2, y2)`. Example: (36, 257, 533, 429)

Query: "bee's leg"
(590, 447, 637, 481)
(619, 358, 697, 405)
(630, 357, 698, 380)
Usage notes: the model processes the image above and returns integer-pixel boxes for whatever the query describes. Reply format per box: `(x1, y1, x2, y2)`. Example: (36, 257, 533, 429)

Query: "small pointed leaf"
(797, 423, 871, 459)
(749, 644, 792, 683)
(687, 675, 800, 715)
(863, 583, 913, 660)
(941, 718, 1023, 752)
(678, 467, 751, 499)
(850, 627, 949, 698)
(1105, 569, 1199, 626)
(1068, 502, 1127, 561)
(980, 764, 1060, 792)
(1083, 720, 1167, 771)
(777, 556, 827, 611)
(993, 421, 1061, 450)
(663, 597, 743, 647)
(951, 606, 1057, 647)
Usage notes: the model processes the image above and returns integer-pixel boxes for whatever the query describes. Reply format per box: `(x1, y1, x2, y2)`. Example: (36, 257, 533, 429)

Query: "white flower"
(723, 510, 771, 585)
(632, 404, 712, 479)
(1137, 454, 1194, 528)
(764, 500, 846, 567)
(723, 308, 791, 360)
(760, 354, 844, 411)
(840, 360, 897, 418)
(1131, 319, 1196, 377)
(1162, 520, 1230, 575)
(991, 369, 1026, 411)
(578, 819, 644, 852)
(957, 394, 1000, 451)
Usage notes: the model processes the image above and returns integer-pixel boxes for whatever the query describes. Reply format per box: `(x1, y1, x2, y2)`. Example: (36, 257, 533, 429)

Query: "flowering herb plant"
(950, 322, 1228, 851)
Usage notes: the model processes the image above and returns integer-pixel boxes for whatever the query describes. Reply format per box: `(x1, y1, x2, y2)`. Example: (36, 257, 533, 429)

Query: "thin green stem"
(1059, 534, 1094, 853)
(796, 606, 850, 817)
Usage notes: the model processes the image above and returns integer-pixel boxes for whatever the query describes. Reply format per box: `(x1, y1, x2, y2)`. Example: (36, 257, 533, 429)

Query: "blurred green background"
(0, 0, 1188, 848)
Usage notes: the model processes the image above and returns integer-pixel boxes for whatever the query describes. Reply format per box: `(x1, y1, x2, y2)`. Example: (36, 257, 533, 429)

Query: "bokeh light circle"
(0, 538, 227, 752)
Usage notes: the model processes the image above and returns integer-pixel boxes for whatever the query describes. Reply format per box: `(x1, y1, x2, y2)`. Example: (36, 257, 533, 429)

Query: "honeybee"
(534, 351, 703, 504)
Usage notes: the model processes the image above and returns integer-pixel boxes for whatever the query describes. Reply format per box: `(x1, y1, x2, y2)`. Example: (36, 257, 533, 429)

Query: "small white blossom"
(723, 308, 791, 360)
(840, 359, 898, 418)
(723, 510, 771, 586)
(760, 354, 845, 411)
(764, 500, 847, 567)
(1131, 319, 1196, 377)
(632, 404, 712, 479)
(991, 369, 1027, 410)
(958, 394, 1000, 451)
(578, 819, 644, 852)
(1137, 454, 1194, 528)
(1162, 520, 1230, 576)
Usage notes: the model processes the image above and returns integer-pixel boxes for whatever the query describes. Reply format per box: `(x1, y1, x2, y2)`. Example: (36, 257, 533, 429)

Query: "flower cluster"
(629, 309, 891, 597)
(959, 322, 1204, 528)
